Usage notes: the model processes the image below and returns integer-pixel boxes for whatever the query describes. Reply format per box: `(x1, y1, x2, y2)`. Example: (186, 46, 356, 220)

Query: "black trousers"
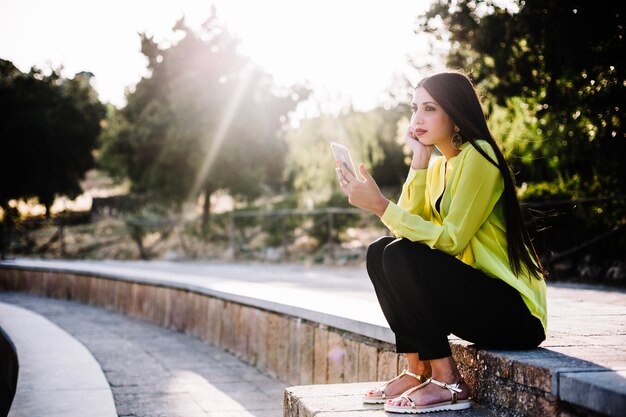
(367, 237, 545, 360)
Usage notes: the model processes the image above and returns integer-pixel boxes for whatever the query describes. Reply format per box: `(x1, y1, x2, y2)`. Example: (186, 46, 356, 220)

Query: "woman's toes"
(387, 397, 405, 407)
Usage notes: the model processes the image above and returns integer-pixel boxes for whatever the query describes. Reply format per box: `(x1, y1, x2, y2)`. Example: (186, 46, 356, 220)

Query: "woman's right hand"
(405, 126, 433, 169)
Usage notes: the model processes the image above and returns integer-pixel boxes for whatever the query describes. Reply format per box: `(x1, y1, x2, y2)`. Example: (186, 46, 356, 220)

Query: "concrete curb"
(0, 301, 117, 417)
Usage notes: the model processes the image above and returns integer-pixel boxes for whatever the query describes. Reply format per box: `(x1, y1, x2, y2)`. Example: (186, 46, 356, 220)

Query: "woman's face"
(410, 87, 455, 147)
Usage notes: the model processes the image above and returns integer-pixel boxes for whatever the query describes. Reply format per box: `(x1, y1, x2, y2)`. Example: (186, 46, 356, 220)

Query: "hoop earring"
(452, 126, 463, 150)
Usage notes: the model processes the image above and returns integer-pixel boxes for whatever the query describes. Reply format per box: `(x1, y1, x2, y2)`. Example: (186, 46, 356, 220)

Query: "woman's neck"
(437, 142, 461, 161)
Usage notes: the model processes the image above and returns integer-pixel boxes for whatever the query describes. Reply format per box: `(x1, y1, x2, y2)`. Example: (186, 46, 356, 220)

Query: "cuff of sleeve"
(381, 201, 405, 233)
(404, 168, 427, 187)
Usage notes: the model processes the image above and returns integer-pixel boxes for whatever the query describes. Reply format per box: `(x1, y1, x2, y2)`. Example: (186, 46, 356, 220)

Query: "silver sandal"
(383, 377, 471, 414)
(362, 369, 429, 404)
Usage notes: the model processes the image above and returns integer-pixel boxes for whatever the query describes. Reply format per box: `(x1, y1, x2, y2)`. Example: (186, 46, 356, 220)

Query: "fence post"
(327, 210, 334, 260)
(282, 213, 288, 260)
(229, 213, 236, 260)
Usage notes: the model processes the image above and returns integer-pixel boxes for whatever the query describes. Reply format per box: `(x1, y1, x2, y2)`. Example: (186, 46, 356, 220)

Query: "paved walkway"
(0, 292, 284, 417)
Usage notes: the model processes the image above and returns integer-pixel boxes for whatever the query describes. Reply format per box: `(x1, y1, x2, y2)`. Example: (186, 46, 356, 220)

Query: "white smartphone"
(330, 141, 357, 178)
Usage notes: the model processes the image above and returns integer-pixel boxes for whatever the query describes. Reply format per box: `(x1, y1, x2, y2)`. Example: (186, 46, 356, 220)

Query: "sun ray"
(188, 61, 256, 202)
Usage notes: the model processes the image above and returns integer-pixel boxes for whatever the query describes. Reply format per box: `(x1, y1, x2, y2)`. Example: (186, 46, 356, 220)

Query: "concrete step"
(559, 370, 626, 417)
(0, 301, 117, 417)
(284, 382, 498, 417)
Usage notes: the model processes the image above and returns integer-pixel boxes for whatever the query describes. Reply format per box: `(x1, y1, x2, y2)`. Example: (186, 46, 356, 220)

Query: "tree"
(416, 1, 626, 280)
(0, 59, 106, 215)
(417, 0, 625, 192)
(99, 10, 307, 233)
(285, 105, 409, 204)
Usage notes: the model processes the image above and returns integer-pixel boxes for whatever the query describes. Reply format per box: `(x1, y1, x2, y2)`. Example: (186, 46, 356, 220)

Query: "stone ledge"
(559, 370, 626, 417)
(0, 260, 395, 343)
(0, 262, 623, 417)
(0, 301, 117, 417)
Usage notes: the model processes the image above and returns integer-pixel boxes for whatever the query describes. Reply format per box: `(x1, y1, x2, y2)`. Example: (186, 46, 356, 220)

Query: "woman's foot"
(363, 368, 430, 404)
(385, 377, 470, 410)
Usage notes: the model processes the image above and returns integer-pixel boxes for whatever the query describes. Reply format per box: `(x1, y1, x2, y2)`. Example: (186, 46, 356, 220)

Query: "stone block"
(255, 309, 268, 371)
(343, 338, 359, 383)
(87, 276, 99, 305)
(220, 302, 238, 353)
(266, 313, 289, 381)
(235, 305, 252, 358)
(39, 271, 51, 296)
(139, 285, 156, 323)
(194, 294, 210, 341)
(53, 273, 75, 300)
(377, 350, 398, 382)
(327, 331, 346, 383)
(116, 281, 132, 315)
(265, 312, 281, 378)
(313, 326, 329, 384)
(511, 359, 554, 393)
(357, 344, 378, 382)
(559, 370, 626, 417)
(168, 289, 187, 332)
(275, 315, 290, 381)
(298, 322, 315, 385)
(127, 283, 138, 318)
(104, 278, 118, 310)
(288, 319, 301, 386)
(243, 306, 259, 364)
(513, 389, 557, 417)
(75, 274, 91, 303)
(477, 375, 515, 413)
(100, 278, 113, 308)
(206, 297, 224, 346)
(152, 286, 169, 326)
(182, 290, 195, 333)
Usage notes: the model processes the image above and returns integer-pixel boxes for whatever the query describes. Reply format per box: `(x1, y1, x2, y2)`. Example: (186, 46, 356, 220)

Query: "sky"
(0, 0, 435, 112)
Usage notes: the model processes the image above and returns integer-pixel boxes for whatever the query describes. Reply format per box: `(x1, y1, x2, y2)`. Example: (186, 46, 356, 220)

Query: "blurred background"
(0, 0, 624, 286)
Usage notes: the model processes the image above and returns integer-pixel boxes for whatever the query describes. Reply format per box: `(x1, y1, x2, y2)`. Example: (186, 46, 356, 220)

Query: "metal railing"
(227, 207, 377, 260)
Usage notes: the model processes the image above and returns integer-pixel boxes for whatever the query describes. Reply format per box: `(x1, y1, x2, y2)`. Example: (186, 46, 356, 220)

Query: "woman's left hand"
(336, 163, 389, 217)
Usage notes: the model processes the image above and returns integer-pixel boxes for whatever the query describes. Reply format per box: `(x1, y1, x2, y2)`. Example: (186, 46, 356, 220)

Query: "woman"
(335, 70, 547, 414)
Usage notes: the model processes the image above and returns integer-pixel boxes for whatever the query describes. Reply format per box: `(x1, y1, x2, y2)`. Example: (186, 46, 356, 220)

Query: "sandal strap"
(398, 383, 424, 407)
(428, 377, 464, 404)
(403, 369, 426, 383)
(379, 369, 426, 398)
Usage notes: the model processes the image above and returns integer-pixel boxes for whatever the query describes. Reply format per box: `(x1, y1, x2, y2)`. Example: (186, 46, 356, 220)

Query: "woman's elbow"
(437, 235, 468, 256)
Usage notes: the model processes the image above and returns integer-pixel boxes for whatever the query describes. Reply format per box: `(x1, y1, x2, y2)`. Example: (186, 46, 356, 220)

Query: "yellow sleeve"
(397, 168, 428, 215)
(381, 147, 503, 256)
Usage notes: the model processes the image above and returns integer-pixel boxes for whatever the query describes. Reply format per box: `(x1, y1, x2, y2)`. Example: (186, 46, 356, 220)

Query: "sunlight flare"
(189, 61, 256, 201)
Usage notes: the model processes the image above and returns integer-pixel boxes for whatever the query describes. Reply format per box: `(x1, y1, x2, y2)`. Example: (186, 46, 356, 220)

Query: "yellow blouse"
(381, 140, 547, 333)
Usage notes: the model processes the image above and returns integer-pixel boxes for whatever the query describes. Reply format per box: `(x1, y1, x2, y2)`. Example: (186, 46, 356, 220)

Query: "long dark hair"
(417, 70, 544, 280)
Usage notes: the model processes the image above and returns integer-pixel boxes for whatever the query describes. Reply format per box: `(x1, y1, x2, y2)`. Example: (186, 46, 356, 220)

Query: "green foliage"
(419, 0, 625, 194)
(306, 192, 361, 247)
(99, 11, 308, 213)
(285, 105, 409, 204)
(417, 1, 625, 279)
(519, 176, 626, 280)
(258, 195, 303, 247)
(0, 59, 106, 212)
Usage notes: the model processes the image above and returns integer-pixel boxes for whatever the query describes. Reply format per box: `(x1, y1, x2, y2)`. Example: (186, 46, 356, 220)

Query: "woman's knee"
(382, 238, 429, 265)
(366, 236, 396, 263)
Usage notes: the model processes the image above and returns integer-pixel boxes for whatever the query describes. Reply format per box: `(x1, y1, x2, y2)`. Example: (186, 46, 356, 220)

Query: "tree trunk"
(201, 185, 213, 237)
